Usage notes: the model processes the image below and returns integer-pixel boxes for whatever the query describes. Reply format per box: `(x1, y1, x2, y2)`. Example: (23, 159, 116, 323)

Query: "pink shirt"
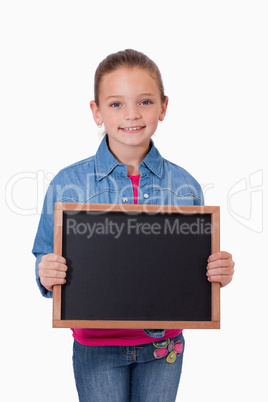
(72, 175, 182, 346)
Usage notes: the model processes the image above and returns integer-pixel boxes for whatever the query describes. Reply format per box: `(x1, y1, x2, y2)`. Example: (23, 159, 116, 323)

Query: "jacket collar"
(95, 134, 163, 180)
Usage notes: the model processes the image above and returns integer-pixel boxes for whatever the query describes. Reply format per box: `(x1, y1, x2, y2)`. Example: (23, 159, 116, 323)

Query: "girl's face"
(90, 67, 168, 151)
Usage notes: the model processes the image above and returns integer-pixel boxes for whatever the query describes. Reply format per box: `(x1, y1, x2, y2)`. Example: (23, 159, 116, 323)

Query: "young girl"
(33, 49, 235, 402)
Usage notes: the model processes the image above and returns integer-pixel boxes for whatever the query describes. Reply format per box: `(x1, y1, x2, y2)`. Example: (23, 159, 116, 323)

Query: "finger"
(208, 251, 232, 262)
(207, 267, 234, 278)
(39, 260, 68, 272)
(44, 253, 66, 264)
(207, 259, 233, 269)
(207, 274, 233, 288)
(45, 261, 68, 271)
(207, 274, 230, 281)
(39, 269, 67, 279)
(207, 261, 235, 277)
(40, 277, 66, 291)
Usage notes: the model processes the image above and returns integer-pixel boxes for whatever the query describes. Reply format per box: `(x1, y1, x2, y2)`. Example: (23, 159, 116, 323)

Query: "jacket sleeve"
(32, 180, 55, 298)
(195, 182, 205, 206)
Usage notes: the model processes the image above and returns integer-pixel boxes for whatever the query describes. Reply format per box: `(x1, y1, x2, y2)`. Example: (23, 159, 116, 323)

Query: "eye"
(110, 102, 121, 108)
(140, 100, 152, 106)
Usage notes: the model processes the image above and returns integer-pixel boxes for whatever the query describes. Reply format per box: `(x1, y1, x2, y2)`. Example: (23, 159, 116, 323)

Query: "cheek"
(102, 111, 119, 128)
(145, 110, 161, 126)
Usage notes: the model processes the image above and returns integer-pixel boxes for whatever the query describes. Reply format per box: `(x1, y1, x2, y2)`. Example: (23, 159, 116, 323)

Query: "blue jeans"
(73, 332, 184, 402)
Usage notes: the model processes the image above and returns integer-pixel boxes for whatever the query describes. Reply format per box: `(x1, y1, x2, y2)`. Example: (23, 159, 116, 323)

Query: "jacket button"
(123, 197, 128, 203)
(144, 193, 149, 199)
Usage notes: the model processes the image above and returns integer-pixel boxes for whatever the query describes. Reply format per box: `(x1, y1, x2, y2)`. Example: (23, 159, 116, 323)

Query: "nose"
(124, 105, 141, 120)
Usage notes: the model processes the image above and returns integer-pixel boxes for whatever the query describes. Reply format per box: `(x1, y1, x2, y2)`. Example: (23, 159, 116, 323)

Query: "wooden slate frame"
(53, 203, 220, 329)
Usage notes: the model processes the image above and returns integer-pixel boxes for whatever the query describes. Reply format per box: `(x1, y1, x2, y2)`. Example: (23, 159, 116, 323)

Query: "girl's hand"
(206, 251, 235, 288)
(38, 253, 68, 291)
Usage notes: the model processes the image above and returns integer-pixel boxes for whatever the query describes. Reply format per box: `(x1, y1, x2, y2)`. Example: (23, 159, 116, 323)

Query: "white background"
(1, 1, 267, 401)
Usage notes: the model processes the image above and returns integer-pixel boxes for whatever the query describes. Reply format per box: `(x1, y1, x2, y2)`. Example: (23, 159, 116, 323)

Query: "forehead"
(99, 67, 159, 97)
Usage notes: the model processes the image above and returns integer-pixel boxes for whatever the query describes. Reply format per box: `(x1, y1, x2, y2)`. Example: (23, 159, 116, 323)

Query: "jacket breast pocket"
(151, 187, 201, 206)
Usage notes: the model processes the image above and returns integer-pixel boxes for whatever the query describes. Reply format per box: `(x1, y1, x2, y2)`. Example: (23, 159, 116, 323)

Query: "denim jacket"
(32, 134, 204, 337)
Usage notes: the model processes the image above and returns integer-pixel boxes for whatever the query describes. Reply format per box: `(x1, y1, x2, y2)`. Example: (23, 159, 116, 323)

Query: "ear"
(90, 101, 103, 126)
(159, 96, 169, 122)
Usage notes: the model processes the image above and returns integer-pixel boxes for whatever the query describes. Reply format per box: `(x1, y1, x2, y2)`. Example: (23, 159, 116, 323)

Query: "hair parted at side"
(94, 49, 167, 106)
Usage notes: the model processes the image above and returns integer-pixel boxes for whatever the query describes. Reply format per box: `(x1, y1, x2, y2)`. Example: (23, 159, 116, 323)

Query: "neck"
(107, 136, 151, 175)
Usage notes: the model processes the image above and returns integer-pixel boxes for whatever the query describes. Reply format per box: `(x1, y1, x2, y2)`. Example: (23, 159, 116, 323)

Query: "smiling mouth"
(120, 126, 145, 132)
